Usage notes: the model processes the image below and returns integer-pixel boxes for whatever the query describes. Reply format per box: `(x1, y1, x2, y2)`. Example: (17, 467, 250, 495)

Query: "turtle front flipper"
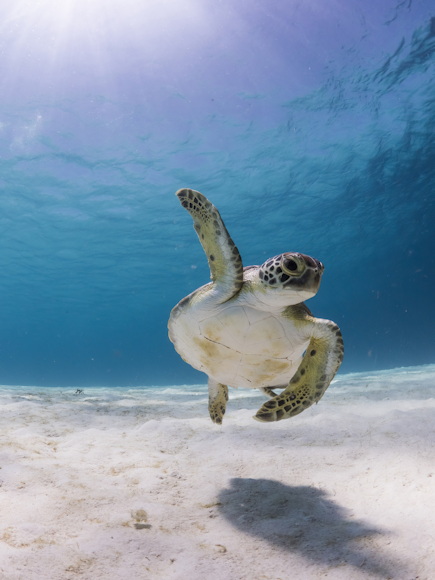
(208, 378, 229, 425)
(254, 320, 344, 422)
(176, 189, 244, 303)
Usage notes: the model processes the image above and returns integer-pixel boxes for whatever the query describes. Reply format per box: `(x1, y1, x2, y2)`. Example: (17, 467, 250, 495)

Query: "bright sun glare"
(6, 0, 206, 43)
(2, 0, 210, 79)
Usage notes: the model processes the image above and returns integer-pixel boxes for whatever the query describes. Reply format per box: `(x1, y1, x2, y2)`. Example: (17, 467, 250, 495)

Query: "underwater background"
(0, 0, 433, 388)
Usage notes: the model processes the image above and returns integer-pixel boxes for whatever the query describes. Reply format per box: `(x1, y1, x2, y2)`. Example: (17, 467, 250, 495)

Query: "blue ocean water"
(0, 0, 433, 387)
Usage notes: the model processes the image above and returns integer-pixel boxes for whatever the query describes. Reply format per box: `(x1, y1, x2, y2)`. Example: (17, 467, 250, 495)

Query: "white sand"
(0, 365, 434, 580)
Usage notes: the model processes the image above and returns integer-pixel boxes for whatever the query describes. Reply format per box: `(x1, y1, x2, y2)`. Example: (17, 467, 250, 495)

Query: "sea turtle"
(168, 189, 344, 424)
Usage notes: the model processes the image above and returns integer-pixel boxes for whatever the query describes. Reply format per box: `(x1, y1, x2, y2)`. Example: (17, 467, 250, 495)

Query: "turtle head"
(257, 252, 324, 306)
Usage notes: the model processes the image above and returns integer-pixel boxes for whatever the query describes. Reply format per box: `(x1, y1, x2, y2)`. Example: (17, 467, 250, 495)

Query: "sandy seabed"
(0, 365, 434, 580)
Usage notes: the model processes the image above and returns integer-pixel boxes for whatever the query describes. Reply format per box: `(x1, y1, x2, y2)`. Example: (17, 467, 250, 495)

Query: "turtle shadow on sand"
(217, 478, 401, 578)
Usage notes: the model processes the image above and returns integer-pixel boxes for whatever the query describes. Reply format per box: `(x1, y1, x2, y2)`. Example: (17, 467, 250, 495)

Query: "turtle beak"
(314, 259, 324, 274)
(301, 254, 324, 274)
(305, 257, 324, 288)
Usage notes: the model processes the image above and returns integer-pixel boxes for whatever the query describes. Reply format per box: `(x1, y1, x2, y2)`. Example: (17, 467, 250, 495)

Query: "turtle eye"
(284, 259, 298, 271)
(282, 256, 304, 275)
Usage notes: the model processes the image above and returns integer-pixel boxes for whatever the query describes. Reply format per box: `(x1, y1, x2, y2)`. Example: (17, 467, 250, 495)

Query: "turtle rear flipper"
(260, 387, 279, 398)
(254, 320, 344, 422)
(208, 379, 229, 425)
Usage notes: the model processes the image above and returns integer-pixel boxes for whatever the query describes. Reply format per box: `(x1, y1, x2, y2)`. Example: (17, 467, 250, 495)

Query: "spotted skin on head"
(176, 189, 244, 304)
(259, 253, 323, 290)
